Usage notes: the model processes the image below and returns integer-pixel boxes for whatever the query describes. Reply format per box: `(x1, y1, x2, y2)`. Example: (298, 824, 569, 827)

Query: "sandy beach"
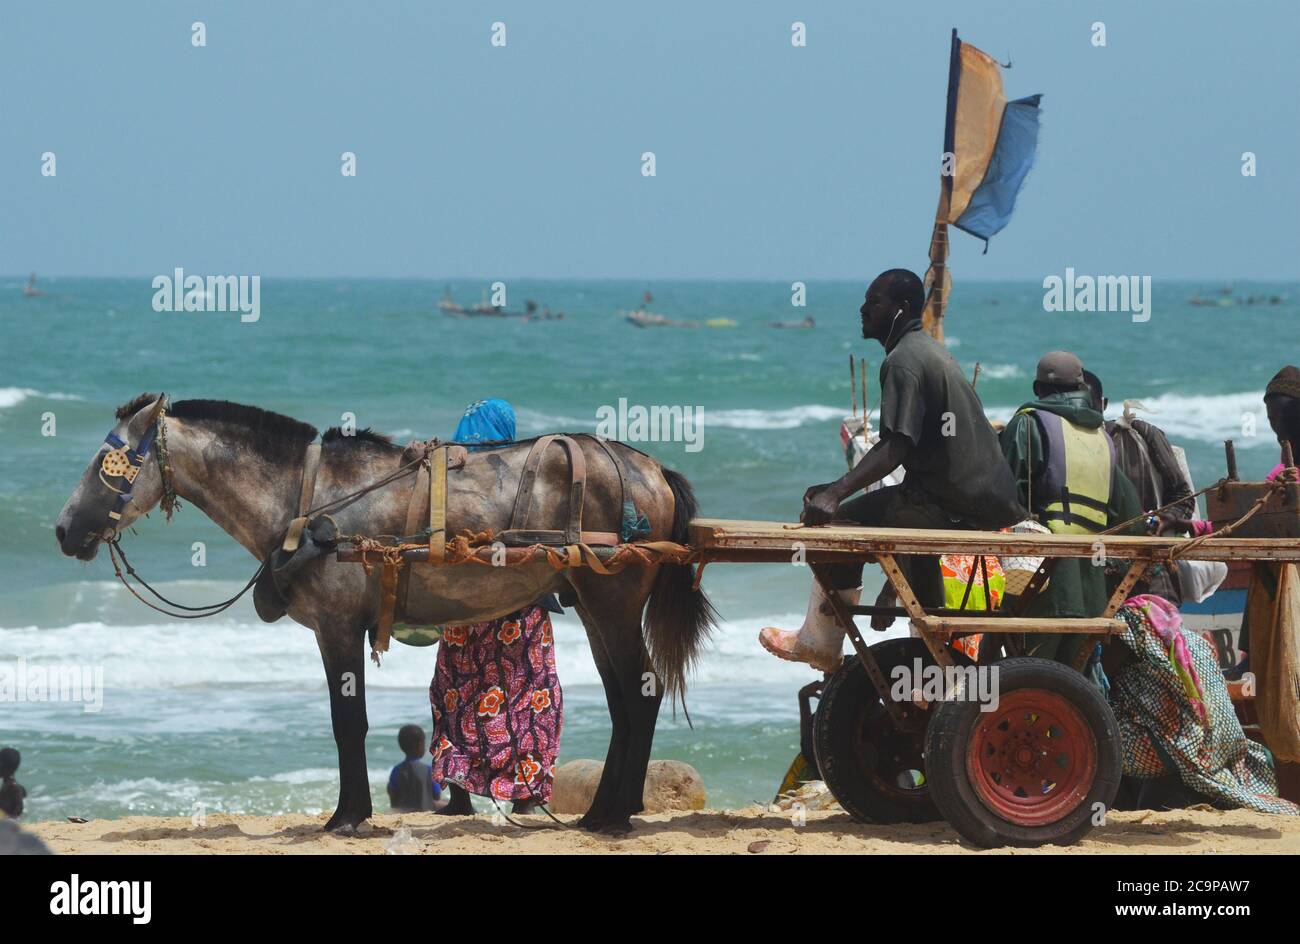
(25, 806, 1300, 855)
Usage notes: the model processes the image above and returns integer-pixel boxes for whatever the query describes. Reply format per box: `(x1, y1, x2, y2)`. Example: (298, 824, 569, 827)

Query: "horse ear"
(127, 394, 167, 434)
(146, 393, 168, 423)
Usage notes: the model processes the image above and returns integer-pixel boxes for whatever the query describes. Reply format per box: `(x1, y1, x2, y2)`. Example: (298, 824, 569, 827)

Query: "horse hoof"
(598, 819, 633, 836)
(575, 813, 605, 833)
(324, 810, 371, 834)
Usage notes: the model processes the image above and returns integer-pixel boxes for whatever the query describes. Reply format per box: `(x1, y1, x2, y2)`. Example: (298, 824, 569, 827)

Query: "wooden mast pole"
(922, 28, 961, 344)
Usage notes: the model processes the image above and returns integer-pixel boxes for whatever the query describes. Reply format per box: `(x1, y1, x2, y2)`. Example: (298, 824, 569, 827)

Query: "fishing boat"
(442, 287, 556, 320)
(437, 286, 465, 315)
(622, 310, 698, 328)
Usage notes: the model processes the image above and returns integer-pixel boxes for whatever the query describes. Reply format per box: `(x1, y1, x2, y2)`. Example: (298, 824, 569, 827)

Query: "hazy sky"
(4, 1, 1297, 279)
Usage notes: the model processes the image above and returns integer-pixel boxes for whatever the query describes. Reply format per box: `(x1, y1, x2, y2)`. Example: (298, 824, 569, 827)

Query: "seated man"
(1000, 352, 1144, 664)
(759, 268, 1026, 671)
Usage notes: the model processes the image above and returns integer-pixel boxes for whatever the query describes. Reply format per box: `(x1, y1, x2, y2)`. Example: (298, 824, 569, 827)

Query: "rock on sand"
(550, 759, 706, 814)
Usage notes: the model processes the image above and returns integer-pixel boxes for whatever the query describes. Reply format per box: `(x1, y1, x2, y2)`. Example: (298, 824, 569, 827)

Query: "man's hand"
(801, 483, 842, 526)
(1154, 512, 1196, 536)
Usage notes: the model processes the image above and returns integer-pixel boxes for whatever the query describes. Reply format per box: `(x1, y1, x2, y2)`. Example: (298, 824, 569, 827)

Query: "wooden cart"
(688, 518, 1300, 848)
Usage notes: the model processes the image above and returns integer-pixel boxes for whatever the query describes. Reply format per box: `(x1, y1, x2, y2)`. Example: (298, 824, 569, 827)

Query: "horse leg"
(316, 623, 372, 832)
(572, 599, 631, 831)
(602, 631, 663, 834)
(570, 571, 662, 834)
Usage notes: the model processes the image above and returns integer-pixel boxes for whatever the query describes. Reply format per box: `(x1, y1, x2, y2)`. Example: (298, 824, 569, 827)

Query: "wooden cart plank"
(915, 616, 1125, 637)
(687, 518, 1300, 562)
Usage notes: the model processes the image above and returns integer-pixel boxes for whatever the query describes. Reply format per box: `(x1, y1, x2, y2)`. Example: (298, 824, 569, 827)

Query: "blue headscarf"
(454, 398, 516, 450)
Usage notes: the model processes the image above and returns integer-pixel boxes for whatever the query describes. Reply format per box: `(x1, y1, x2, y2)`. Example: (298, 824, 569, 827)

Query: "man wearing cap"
(1000, 351, 1144, 663)
(759, 268, 1026, 671)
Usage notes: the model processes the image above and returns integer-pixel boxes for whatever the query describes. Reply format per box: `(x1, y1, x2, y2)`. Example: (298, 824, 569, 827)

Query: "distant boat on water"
(437, 286, 465, 314)
(624, 309, 696, 328)
(1187, 287, 1285, 308)
(621, 289, 733, 328)
(439, 287, 563, 321)
(23, 272, 42, 297)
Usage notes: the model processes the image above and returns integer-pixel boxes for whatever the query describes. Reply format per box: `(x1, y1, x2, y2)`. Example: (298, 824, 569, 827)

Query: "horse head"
(55, 393, 169, 560)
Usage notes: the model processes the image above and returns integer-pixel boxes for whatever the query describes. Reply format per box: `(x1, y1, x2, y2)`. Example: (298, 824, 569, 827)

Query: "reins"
(107, 536, 268, 619)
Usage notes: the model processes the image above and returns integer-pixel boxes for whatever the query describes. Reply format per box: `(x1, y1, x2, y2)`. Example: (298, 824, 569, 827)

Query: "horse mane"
(167, 399, 319, 442)
(115, 392, 161, 420)
(322, 427, 398, 451)
(114, 393, 406, 463)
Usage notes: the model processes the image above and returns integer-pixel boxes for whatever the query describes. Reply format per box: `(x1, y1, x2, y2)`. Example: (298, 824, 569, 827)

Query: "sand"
(24, 806, 1300, 855)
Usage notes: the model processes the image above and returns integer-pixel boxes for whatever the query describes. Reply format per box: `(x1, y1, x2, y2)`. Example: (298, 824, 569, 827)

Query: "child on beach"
(387, 725, 444, 813)
(0, 748, 26, 819)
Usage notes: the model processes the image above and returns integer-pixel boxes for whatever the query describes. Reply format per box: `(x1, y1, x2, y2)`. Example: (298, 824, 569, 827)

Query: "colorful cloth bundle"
(941, 554, 1005, 661)
(1110, 594, 1298, 815)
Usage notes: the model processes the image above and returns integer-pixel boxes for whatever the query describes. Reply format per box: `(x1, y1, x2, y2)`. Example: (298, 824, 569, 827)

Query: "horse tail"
(644, 466, 717, 701)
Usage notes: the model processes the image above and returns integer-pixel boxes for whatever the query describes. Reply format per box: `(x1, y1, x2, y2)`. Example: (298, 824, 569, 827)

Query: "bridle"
(94, 396, 424, 620)
(95, 395, 261, 619)
(97, 395, 178, 533)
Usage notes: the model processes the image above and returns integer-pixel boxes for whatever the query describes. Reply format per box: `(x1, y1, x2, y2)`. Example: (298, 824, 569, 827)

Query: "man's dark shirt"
(1105, 417, 1195, 518)
(1106, 415, 1195, 606)
(877, 320, 1026, 529)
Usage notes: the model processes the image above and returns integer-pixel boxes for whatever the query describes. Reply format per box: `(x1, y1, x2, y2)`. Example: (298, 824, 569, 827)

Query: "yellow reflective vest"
(1017, 407, 1116, 534)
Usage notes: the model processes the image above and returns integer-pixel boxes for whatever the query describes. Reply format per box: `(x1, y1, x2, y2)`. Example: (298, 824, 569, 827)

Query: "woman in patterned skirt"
(428, 399, 564, 815)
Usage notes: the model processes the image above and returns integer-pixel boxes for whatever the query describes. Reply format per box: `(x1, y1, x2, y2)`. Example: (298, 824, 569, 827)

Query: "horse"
(54, 393, 716, 833)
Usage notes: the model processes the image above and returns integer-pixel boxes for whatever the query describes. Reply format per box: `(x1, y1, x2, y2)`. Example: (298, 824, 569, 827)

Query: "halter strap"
(98, 395, 174, 530)
(101, 421, 162, 522)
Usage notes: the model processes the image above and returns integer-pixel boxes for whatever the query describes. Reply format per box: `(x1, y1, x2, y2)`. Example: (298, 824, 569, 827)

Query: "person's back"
(387, 725, 439, 813)
(1004, 392, 1116, 538)
(1000, 353, 1143, 661)
(1087, 372, 1196, 606)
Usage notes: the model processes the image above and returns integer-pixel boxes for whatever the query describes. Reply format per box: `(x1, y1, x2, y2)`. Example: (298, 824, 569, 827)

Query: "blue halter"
(99, 406, 165, 527)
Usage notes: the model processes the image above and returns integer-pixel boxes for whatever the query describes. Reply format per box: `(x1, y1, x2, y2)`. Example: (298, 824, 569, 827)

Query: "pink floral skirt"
(428, 605, 563, 802)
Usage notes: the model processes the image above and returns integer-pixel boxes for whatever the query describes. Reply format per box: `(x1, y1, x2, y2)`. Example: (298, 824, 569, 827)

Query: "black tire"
(924, 657, 1121, 848)
(813, 638, 946, 824)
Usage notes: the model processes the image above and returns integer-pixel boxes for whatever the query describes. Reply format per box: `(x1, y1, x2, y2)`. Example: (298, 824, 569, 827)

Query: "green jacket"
(1000, 391, 1144, 634)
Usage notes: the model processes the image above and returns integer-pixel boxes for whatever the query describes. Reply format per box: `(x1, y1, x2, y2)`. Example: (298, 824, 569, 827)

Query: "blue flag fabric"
(953, 94, 1042, 244)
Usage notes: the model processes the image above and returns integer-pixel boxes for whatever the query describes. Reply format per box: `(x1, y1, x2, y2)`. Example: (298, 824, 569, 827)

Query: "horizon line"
(8, 273, 1299, 284)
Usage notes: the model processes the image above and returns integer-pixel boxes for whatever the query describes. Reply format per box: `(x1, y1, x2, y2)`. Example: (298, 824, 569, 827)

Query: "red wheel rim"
(966, 688, 1097, 827)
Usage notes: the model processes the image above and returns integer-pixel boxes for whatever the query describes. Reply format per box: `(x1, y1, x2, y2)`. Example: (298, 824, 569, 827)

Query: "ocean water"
(2, 276, 1295, 820)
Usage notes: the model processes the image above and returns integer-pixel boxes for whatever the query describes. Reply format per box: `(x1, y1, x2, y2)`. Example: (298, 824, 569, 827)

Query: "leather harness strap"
(392, 442, 468, 646)
(282, 443, 322, 553)
(429, 443, 448, 562)
(404, 458, 430, 539)
(376, 435, 620, 657)
(503, 434, 588, 545)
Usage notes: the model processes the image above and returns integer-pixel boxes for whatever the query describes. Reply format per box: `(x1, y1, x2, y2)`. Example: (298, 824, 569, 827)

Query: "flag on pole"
(922, 29, 1041, 340)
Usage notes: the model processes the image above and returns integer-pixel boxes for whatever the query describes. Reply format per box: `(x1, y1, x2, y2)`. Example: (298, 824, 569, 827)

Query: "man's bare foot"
(758, 627, 842, 673)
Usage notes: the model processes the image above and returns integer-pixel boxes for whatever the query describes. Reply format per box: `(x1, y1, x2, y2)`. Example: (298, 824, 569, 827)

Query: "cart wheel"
(813, 638, 947, 824)
(924, 657, 1120, 848)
